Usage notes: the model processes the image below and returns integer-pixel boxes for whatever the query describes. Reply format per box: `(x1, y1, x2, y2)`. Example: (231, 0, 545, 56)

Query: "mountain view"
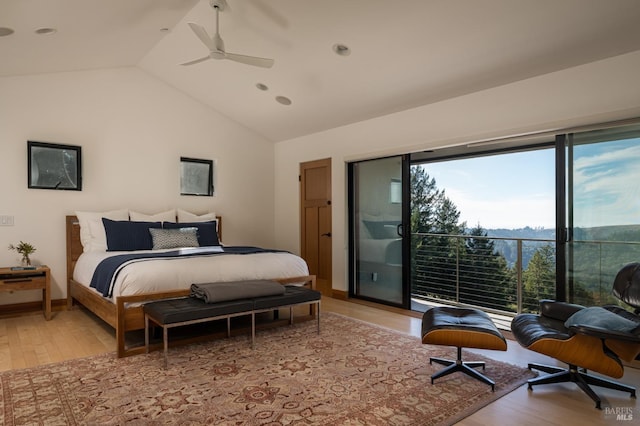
(484, 227, 555, 268)
(485, 225, 640, 269)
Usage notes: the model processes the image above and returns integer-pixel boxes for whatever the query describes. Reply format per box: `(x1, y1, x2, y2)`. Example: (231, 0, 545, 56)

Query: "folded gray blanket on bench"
(190, 280, 286, 303)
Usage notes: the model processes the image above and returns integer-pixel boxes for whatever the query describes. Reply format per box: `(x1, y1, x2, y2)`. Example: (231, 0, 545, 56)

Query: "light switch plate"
(0, 215, 14, 226)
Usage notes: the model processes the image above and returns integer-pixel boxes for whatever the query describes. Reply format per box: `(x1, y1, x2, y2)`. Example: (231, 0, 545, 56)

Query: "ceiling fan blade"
(187, 22, 216, 51)
(180, 56, 211, 66)
(224, 52, 274, 68)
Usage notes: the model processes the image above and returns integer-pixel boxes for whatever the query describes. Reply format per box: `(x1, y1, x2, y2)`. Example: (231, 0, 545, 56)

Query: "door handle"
(321, 232, 332, 237)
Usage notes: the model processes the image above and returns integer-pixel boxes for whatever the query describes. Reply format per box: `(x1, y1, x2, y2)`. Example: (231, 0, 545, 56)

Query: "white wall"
(0, 67, 275, 304)
(274, 50, 640, 292)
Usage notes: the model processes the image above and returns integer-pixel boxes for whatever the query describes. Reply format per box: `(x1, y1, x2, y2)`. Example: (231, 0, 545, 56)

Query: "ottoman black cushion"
(254, 286, 321, 310)
(144, 297, 254, 324)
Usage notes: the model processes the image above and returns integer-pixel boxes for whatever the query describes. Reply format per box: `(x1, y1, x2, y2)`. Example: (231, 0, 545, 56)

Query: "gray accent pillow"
(149, 227, 199, 249)
(564, 306, 639, 334)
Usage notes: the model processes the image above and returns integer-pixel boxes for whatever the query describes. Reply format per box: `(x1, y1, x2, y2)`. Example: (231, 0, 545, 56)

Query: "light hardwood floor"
(1, 298, 638, 425)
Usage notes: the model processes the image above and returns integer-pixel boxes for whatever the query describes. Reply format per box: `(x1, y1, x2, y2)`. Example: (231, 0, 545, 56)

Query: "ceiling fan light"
(332, 43, 351, 56)
(34, 27, 57, 35)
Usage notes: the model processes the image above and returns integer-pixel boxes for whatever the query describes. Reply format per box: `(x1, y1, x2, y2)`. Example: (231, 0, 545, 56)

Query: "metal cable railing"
(411, 233, 640, 315)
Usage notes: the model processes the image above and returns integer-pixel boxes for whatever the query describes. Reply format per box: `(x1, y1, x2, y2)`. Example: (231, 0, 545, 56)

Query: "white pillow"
(75, 209, 129, 252)
(177, 209, 216, 223)
(129, 209, 176, 222)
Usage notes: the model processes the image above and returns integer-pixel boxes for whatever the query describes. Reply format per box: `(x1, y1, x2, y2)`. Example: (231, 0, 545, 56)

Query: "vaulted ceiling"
(2, 0, 640, 142)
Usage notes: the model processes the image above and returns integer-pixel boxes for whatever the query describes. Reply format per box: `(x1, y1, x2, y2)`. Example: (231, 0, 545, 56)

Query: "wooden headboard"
(65, 215, 223, 288)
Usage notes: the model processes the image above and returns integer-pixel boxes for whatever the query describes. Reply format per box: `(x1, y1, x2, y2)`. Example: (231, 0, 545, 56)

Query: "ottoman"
(422, 306, 507, 390)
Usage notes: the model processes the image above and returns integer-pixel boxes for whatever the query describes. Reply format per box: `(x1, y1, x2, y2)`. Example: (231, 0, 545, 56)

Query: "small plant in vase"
(8, 241, 36, 267)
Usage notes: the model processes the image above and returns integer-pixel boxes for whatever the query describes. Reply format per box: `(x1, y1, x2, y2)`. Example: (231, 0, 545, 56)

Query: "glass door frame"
(558, 122, 640, 305)
(555, 134, 568, 302)
(347, 155, 411, 309)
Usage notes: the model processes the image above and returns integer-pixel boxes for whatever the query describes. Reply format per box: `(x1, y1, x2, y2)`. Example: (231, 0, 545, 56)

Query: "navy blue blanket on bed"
(89, 246, 287, 297)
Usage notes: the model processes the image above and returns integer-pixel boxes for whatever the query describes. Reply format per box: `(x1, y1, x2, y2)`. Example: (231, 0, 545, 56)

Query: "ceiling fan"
(181, 0, 274, 69)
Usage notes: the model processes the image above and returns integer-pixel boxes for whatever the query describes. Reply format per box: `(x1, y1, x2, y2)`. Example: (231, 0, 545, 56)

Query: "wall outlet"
(0, 215, 14, 226)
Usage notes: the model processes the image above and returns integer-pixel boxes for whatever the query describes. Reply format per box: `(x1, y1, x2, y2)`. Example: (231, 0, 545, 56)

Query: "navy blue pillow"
(163, 221, 220, 246)
(102, 218, 162, 251)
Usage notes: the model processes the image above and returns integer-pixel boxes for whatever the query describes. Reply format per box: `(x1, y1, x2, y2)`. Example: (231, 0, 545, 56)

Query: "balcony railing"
(410, 232, 640, 316)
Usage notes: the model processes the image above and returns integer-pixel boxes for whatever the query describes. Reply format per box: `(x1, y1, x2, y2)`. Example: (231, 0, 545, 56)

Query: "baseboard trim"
(331, 289, 348, 300)
(0, 299, 67, 318)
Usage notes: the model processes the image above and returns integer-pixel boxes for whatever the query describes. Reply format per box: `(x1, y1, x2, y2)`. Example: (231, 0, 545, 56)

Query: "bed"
(65, 215, 315, 357)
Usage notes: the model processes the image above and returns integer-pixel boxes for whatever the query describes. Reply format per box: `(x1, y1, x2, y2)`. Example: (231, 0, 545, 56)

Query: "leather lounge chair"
(511, 262, 640, 409)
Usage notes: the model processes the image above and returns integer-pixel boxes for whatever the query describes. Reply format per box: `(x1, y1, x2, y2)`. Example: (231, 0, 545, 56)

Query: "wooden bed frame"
(65, 215, 316, 357)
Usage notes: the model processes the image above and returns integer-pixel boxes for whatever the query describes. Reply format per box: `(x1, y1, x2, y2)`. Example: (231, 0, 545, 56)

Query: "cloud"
(446, 187, 555, 229)
(573, 140, 640, 227)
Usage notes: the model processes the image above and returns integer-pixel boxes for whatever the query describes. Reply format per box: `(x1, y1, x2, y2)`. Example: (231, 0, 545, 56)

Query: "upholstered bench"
(144, 283, 321, 368)
(421, 306, 507, 391)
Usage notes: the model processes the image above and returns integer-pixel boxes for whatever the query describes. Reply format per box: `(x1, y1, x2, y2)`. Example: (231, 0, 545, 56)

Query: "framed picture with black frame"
(180, 157, 214, 196)
(28, 141, 82, 190)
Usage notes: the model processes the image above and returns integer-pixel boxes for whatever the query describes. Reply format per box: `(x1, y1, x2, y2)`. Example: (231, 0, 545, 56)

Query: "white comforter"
(73, 248, 310, 300)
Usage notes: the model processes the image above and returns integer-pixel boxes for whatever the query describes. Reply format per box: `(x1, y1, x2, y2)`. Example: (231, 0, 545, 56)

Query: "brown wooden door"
(300, 158, 332, 296)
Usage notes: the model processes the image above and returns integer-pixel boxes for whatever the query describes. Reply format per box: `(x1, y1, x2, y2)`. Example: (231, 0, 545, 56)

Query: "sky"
(572, 137, 640, 228)
(421, 149, 556, 229)
(418, 137, 640, 230)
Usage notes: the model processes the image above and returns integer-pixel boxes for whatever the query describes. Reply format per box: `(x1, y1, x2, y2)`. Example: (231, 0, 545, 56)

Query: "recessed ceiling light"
(0, 27, 15, 37)
(332, 43, 351, 56)
(275, 96, 292, 106)
(34, 27, 57, 35)
(256, 83, 269, 91)
(160, 27, 171, 33)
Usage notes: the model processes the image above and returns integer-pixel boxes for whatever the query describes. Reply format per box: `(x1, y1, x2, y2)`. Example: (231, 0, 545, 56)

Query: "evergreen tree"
(409, 165, 518, 312)
(410, 166, 465, 302)
(410, 166, 441, 234)
(522, 244, 556, 312)
(410, 166, 442, 299)
(460, 224, 511, 309)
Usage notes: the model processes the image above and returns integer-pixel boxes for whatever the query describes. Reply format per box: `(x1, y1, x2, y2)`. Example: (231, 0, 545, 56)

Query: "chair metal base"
(430, 347, 495, 391)
(527, 363, 637, 410)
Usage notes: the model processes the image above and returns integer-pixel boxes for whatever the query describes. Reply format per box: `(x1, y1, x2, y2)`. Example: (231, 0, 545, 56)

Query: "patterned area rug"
(0, 312, 534, 425)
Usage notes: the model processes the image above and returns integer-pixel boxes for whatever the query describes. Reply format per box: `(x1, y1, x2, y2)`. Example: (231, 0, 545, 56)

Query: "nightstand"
(0, 266, 51, 320)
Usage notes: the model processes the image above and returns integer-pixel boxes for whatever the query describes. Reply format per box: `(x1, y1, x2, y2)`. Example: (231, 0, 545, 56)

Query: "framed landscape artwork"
(28, 141, 82, 190)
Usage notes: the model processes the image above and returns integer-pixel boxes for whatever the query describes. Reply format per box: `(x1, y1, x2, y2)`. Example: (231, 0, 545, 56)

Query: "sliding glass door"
(346, 120, 640, 312)
(349, 156, 408, 307)
(563, 123, 640, 305)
